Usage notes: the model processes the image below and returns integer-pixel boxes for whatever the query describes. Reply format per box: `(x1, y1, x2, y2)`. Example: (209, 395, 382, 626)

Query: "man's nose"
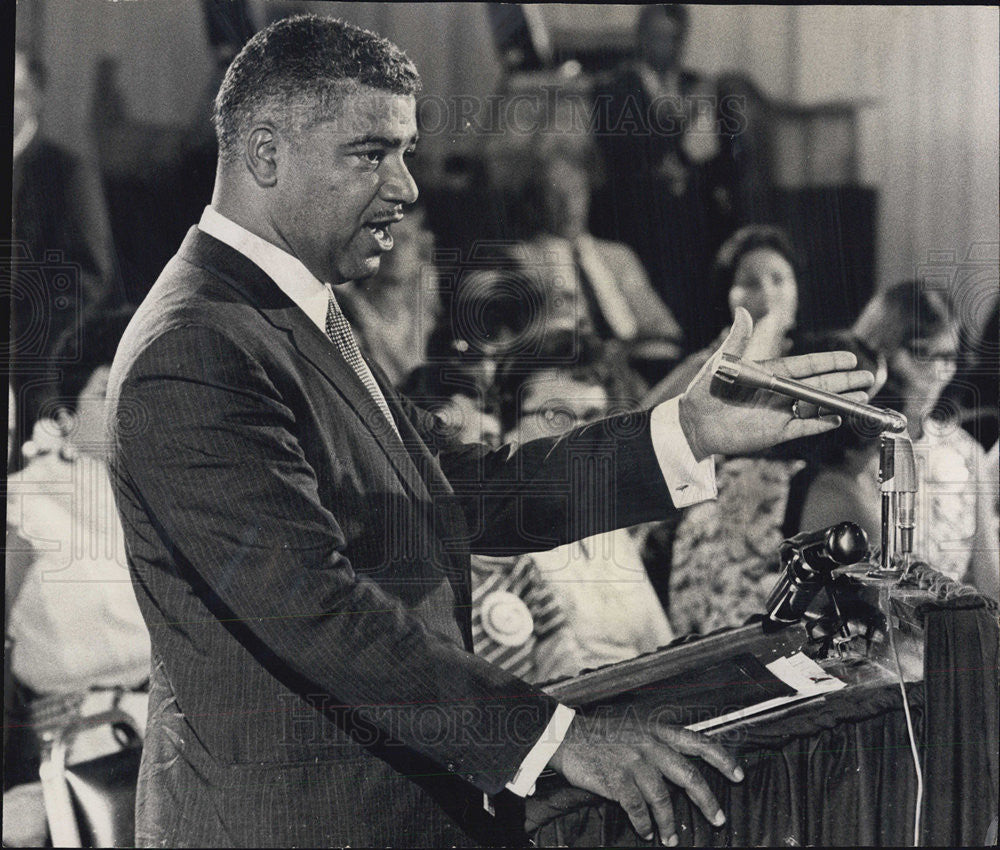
(381, 158, 419, 205)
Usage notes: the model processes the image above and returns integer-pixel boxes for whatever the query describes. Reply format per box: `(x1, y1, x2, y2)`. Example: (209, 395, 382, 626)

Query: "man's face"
(272, 87, 419, 285)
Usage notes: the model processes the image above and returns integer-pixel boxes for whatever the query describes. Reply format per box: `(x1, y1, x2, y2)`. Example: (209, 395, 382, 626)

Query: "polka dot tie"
(324, 289, 402, 442)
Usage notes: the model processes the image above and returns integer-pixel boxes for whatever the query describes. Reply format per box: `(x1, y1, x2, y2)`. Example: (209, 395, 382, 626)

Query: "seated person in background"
(472, 332, 674, 684)
(789, 282, 999, 598)
(647, 226, 802, 634)
(645, 224, 799, 406)
(664, 453, 807, 636)
(508, 152, 685, 381)
(4, 308, 151, 846)
(401, 328, 504, 449)
(335, 204, 440, 388)
(11, 49, 119, 466)
(399, 270, 543, 448)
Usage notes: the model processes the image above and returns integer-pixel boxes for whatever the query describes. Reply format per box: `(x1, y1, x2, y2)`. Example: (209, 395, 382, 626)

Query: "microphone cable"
(888, 616, 923, 846)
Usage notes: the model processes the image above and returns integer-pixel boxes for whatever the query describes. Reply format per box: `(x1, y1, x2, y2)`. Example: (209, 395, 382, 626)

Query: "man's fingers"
(787, 390, 873, 420)
(796, 370, 874, 395)
(768, 349, 859, 379)
(642, 744, 725, 827)
(718, 307, 753, 358)
(785, 416, 843, 439)
(618, 776, 656, 842)
(656, 726, 744, 784)
(629, 760, 678, 845)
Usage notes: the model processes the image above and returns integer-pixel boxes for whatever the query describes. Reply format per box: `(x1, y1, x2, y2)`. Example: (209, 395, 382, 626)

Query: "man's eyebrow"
(345, 133, 419, 148)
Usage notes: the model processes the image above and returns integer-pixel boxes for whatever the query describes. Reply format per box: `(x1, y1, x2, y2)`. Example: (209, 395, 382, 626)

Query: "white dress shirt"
(197, 205, 716, 797)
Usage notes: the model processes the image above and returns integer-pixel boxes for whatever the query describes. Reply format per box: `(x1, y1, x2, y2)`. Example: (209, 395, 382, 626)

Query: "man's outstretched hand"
(678, 308, 875, 461)
(547, 713, 744, 845)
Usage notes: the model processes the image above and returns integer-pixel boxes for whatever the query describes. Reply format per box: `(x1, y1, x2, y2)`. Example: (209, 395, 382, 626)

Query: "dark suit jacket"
(106, 228, 676, 847)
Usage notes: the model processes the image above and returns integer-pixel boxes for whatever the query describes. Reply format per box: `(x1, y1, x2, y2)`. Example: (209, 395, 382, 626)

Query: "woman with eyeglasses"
(790, 281, 998, 598)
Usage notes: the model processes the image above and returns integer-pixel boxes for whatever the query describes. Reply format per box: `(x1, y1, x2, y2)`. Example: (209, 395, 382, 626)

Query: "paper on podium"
(685, 651, 846, 733)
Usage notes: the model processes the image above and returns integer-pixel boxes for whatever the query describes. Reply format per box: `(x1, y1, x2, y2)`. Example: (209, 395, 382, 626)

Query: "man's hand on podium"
(677, 307, 875, 460)
(546, 713, 744, 845)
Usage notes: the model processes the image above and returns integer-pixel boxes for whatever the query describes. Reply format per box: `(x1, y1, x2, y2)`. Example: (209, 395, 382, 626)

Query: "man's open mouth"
(366, 217, 401, 251)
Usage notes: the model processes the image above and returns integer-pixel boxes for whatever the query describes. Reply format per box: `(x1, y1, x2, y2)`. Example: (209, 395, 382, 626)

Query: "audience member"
(591, 4, 738, 350)
(471, 332, 673, 683)
(645, 226, 804, 634)
(401, 337, 503, 448)
(646, 224, 799, 406)
(511, 153, 685, 380)
(4, 308, 151, 844)
(336, 204, 441, 388)
(939, 296, 999, 449)
(791, 283, 999, 597)
(663, 451, 806, 635)
(11, 50, 119, 463)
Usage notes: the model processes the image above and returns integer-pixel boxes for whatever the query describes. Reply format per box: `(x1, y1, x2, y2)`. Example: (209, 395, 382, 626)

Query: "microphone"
(766, 522, 870, 625)
(714, 353, 907, 434)
(878, 433, 917, 572)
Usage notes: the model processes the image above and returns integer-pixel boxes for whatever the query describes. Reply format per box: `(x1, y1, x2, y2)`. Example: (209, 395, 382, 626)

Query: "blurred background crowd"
(5, 3, 999, 845)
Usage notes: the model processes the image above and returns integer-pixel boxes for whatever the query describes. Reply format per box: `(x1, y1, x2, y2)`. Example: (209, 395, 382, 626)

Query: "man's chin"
(339, 256, 382, 284)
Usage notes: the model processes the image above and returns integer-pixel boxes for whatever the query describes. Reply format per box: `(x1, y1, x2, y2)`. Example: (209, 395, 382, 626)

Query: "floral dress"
(910, 417, 988, 582)
(668, 456, 805, 635)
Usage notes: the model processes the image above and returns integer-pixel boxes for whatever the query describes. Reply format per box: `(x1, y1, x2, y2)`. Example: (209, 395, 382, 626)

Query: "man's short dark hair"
(52, 306, 135, 414)
(213, 14, 421, 163)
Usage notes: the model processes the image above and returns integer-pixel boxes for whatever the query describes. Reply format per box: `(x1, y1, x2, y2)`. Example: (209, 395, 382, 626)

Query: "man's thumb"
(720, 307, 753, 356)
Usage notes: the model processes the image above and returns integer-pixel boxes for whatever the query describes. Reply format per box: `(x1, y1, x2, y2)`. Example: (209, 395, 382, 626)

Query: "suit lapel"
(178, 228, 431, 504)
(368, 360, 475, 650)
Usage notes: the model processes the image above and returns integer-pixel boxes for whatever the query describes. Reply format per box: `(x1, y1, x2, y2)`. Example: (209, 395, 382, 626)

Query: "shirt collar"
(197, 205, 332, 332)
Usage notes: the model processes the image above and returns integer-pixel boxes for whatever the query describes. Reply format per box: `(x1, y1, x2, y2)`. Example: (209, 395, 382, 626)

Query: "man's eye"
(358, 150, 384, 165)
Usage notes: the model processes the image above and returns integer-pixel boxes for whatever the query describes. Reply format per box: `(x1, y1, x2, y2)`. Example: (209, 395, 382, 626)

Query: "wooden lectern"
(526, 563, 998, 847)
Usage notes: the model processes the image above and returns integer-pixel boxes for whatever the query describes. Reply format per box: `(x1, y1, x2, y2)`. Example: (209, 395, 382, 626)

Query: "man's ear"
(245, 125, 278, 187)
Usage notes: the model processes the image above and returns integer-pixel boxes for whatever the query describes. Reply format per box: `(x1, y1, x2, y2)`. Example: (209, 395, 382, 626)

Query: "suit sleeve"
(111, 323, 557, 795)
(398, 394, 678, 556)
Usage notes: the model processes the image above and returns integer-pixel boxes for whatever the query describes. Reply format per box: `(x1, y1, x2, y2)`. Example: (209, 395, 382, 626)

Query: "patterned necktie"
(324, 289, 402, 442)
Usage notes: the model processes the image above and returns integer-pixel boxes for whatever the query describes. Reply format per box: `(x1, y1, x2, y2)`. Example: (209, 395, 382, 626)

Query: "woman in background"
(792, 281, 998, 598)
(642, 225, 802, 632)
(645, 224, 799, 405)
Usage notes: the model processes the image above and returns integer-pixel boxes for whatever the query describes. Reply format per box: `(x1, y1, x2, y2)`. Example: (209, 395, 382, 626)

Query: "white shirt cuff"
(504, 703, 576, 797)
(650, 397, 717, 508)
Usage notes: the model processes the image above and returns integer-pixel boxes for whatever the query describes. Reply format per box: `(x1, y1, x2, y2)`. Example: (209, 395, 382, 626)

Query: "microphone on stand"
(713, 354, 918, 576)
(878, 433, 917, 573)
(766, 522, 870, 625)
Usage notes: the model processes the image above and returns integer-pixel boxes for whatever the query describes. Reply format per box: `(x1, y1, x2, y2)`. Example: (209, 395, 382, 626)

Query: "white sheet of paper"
(685, 651, 846, 733)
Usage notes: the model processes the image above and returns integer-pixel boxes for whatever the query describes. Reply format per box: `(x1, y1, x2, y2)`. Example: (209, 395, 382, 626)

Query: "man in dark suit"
(591, 4, 739, 351)
(106, 16, 872, 848)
